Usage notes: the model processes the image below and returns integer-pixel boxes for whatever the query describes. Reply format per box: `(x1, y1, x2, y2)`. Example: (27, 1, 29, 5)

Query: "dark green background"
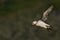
(0, 0, 60, 40)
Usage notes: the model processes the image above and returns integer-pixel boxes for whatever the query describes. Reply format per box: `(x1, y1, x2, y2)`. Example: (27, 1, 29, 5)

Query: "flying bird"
(32, 5, 54, 32)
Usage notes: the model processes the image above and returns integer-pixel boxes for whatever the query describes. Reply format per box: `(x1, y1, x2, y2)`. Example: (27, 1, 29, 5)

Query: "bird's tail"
(46, 26, 54, 32)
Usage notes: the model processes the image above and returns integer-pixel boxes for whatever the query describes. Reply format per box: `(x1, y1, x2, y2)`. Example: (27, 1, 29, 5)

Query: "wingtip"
(50, 5, 54, 8)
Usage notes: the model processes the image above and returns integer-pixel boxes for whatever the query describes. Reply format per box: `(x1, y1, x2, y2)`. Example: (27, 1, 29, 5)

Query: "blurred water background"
(0, 0, 60, 40)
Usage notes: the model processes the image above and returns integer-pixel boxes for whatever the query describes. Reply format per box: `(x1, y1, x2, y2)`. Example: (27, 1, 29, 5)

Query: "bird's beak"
(32, 22, 34, 25)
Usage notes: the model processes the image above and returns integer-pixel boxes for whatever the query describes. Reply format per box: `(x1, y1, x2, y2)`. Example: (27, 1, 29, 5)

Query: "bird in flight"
(32, 5, 54, 32)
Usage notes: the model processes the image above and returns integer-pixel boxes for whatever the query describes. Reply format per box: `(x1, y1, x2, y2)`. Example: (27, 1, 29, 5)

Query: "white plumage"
(36, 20, 50, 28)
(32, 5, 54, 31)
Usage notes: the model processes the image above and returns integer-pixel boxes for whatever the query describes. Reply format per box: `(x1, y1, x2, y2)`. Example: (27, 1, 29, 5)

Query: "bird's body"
(36, 20, 50, 28)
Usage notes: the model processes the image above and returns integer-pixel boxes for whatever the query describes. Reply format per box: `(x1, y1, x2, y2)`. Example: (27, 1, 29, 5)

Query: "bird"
(32, 5, 54, 32)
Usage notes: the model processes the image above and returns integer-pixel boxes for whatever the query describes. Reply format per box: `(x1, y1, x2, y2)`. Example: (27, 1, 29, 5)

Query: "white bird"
(32, 5, 54, 32)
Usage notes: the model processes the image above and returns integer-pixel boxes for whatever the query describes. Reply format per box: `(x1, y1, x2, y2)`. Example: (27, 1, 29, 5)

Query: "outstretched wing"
(42, 5, 53, 21)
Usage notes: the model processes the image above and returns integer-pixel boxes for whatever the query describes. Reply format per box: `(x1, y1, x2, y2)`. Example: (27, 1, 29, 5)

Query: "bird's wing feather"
(42, 5, 53, 21)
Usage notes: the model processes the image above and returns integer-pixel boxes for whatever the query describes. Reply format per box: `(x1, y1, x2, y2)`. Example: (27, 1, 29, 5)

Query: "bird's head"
(32, 21, 37, 25)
